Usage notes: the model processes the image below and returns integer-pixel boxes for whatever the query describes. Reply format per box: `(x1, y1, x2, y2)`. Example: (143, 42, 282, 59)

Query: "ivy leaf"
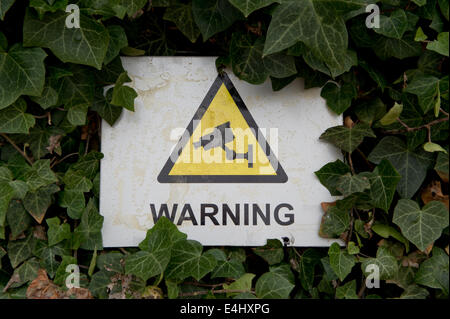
(319, 206, 350, 238)
(379, 103, 403, 126)
(23, 9, 110, 69)
(192, 0, 242, 41)
(89, 270, 113, 299)
(438, 0, 449, 20)
(125, 229, 172, 281)
(315, 160, 351, 196)
(328, 242, 356, 281)
(415, 247, 449, 295)
(0, 181, 14, 227)
(91, 88, 123, 126)
(228, 0, 277, 17)
(165, 239, 217, 281)
(335, 280, 358, 299)
(362, 246, 399, 280)
(393, 200, 449, 251)
(110, 72, 137, 111)
(368, 136, 434, 198)
(0, 0, 14, 20)
(264, 0, 355, 75)
(0, 99, 35, 134)
(24, 159, 58, 192)
(263, 53, 297, 79)
(23, 184, 59, 223)
(423, 142, 447, 154)
(6, 200, 32, 238)
(374, 9, 408, 39)
(372, 223, 409, 251)
(364, 159, 401, 212)
(7, 232, 35, 268)
(373, 33, 422, 60)
(74, 199, 104, 250)
(11, 257, 39, 288)
(58, 190, 85, 219)
(298, 249, 323, 291)
(164, 3, 201, 43)
(63, 169, 93, 192)
(405, 74, 440, 113)
(354, 98, 386, 125)
(209, 249, 245, 279)
(0, 44, 46, 109)
(72, 151, 103, 180)
(320, 123, 376, 153)
(336, 173, 370, 197)
(55, 66, 95, 107)
(427, 32, 449, 57)
(400, 285, 430, 299)
(119, 0, 147, 17)
(255, 270, 294, 299)
(320, 82, 357, 115)
(434, 151, 449, 182)
(139, 216, 187, 251)
(46, 217, 71, 246)
(252, 239, 284, 265)
(230, 34, 268, 85)
(104, 25, 128, 65)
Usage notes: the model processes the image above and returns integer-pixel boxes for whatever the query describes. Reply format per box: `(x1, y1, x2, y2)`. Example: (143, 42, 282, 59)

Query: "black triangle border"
(157, 72, 288, 183)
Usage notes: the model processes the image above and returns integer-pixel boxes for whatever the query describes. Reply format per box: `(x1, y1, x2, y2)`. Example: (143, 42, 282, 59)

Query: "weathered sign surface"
(100, 57, 342, 247)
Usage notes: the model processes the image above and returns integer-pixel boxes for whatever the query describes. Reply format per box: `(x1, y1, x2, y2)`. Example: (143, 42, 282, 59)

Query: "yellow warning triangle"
(158, 73, 287, 183)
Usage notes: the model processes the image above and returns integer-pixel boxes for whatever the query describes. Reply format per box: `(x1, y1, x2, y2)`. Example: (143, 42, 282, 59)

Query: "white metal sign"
(100, 57, 342, 247)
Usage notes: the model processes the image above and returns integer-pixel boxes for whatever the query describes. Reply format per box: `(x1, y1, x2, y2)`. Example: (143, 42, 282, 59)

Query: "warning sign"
(158, 73, 287, 183)
(100, 57, 343, 247)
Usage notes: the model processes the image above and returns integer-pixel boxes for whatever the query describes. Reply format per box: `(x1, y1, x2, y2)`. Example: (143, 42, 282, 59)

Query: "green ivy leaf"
(46, 217, 71, 246)
(0, 44, 46, 109)
(223, 273, 255, 297)
(0, 181, 14, 227)
(104, 25, 128, 65)
(393, 200, 449, 251)
(364, 159, 401, 212)
(374, 9, 408, 39)
(74, 199, 104, 250)
(320, 206, 350, 238)
(230, 34, 268, 85)
(405, 74, 440, 113)
(6, 200, 32, 238)
(328, 242, 356, 281)
(315, 160, 351, 196)
(7, 232, 35, 268)
(320, 123, 376, 153)
(91, 88, 123, 126)
(192, 0, 242, 41)
(368, 136, 434, 198)
(0, 0, 14, 20)
(110, 72, 137, 111)
(335, 280, 358, 299)
(0, 99, 35, 134)
(23, 9, 110, 70)
(423, 141, 447, 153)
(24, 159, 58, 192)
(255, 270, 294, 299)
(252, 239, 284, 265)
(400, 285, 430, 299)
(321, 82, 357, 115)
(263, 53, 297, 79)
(165, 239, 217, 281)
(164, 3, 201, 43)
(97, 252, 125, 273)
(298, 249, 323, 291)
(415, 247, 449, 295)
(139, 216, 187, 251)
(59, 190, 85, 219)
(209, 249, 245, 279)
(362, 246, 399, 280)
(336, 173, 370, 197)
(379, 103, 403, 126)
(373, 33, 422, 60)
(89, 270, 113, 299)
(427, 32, 449, 57)
(228, 0, 277, 17)
(23, 183, 59, 223)
(435, 151, 449, 181)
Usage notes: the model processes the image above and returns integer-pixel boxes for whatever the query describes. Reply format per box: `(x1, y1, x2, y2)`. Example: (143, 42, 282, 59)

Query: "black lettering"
(274, 203, 294, 225)
(253, 204, 270, 225)
(223, 204, 240, 225)
(201, 204, 219, 225)
(150, 203, 177, 222)
(244, 203, 249, 225)
(177, 204, 198, 225)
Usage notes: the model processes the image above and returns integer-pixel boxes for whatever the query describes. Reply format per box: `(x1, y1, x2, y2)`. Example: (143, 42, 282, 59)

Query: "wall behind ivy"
(0, 0, 448, 299)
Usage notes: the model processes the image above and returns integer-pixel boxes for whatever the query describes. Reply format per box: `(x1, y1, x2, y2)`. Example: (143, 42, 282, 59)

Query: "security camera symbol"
(193, 122, 254, 168)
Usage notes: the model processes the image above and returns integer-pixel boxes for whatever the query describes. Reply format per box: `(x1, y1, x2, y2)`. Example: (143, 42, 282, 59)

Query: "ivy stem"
(384, 116, 449, 134)
(348, 152, 355, 175)
(50, 152, 79, 168)
(0, 133, 34, 165)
